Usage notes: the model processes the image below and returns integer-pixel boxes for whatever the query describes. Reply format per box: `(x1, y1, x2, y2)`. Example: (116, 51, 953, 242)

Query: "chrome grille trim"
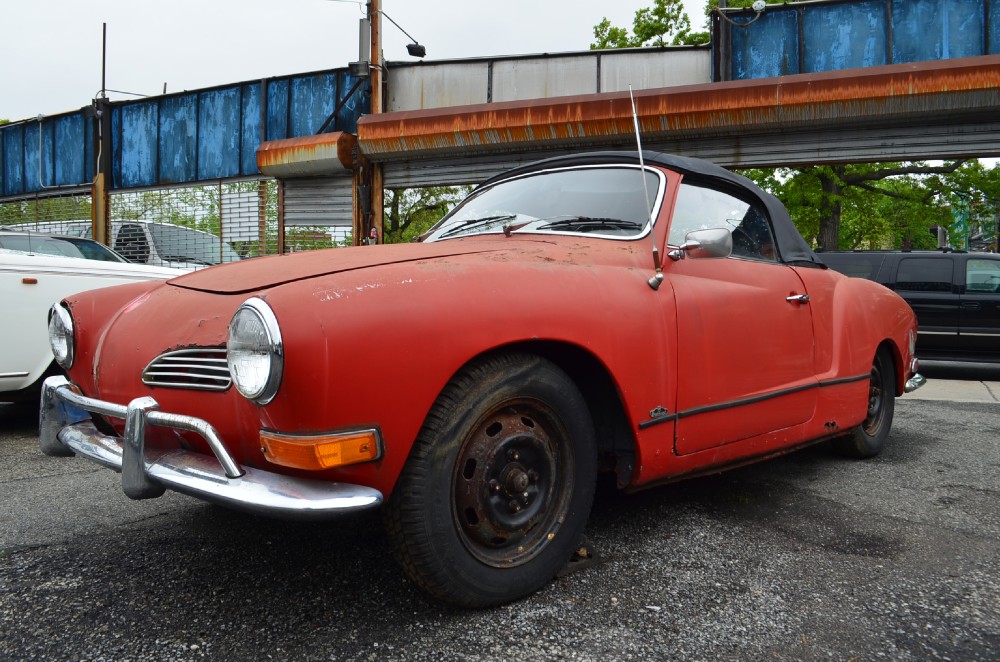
(141, 348, 231, 391)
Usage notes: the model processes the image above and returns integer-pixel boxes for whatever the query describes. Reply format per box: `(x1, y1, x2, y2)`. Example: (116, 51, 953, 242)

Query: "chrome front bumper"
(39, 376, 383, 520)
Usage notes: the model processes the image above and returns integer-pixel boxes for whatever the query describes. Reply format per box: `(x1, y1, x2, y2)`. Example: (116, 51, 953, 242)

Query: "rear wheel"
(834, 346, 896, 458)
(384, 352, 597, 608)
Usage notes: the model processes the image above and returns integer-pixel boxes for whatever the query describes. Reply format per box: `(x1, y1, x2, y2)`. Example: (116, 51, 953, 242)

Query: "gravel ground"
(1, 397, 997, 661)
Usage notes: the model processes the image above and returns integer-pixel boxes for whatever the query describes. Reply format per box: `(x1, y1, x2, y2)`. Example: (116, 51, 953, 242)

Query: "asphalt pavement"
(1, 364, 998, 661)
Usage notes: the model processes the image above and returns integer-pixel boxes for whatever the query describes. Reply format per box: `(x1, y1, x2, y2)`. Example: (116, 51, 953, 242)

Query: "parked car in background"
(0, 233, 183, 403)
(7, 220, 241, 270)
(819, 250, 1000, 362)
(39, 152, 923, 607)
(0, 230, 128, 263)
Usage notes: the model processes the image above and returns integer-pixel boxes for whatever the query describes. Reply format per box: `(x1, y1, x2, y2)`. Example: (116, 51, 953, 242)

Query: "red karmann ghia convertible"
(42, 152, 924, 607)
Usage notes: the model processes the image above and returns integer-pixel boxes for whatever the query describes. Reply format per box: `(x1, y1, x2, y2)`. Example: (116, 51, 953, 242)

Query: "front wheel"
(834, 346, 896, 458)
(384, 352, 597, 608)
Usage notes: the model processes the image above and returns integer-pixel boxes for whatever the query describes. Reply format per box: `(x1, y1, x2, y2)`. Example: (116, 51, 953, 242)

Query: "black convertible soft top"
(479, 151, 822, 266)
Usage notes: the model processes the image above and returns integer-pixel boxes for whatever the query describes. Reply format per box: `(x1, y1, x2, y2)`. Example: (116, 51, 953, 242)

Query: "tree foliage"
(383, 186, 470, 244)
(592, 0, 698, 48)
(743, 162, 1000, 251)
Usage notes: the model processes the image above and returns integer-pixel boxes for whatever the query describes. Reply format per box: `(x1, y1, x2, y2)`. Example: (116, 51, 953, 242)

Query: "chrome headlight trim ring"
(48, 303, 75, 369)
(227, 297, 284, 405)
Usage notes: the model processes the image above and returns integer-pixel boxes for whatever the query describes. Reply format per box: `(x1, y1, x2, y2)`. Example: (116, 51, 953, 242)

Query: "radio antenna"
(629, 85, 663, 290)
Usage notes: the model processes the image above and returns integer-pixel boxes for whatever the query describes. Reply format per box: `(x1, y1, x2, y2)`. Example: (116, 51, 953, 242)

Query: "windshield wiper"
(537, 216, 645, 232)
(439, 214, 518, 238)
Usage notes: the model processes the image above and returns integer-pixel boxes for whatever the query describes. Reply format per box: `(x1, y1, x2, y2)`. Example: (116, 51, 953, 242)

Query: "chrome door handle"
(786, 294, 810, 304)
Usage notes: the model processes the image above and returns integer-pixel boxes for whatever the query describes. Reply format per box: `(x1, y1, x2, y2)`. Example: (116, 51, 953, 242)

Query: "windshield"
(424, 166, 662, 242)
(0, 235, 125, 262)
(147, 224, 241, 266)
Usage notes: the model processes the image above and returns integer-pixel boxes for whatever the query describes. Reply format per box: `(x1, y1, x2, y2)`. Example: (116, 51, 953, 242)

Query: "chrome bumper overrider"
(904, 373, 926, 393)
(39, 376, 382, 520)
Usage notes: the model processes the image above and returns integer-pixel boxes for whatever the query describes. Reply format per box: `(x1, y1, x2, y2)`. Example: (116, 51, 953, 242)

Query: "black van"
(819, 250, 1000, 362)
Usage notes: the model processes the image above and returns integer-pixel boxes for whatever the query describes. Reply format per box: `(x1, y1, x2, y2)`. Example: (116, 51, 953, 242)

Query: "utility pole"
(367, 0, 384, 246)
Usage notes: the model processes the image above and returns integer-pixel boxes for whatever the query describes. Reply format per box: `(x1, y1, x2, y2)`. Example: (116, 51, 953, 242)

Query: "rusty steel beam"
(256, 132, 358, 178)
(357, 56, 1000, 162)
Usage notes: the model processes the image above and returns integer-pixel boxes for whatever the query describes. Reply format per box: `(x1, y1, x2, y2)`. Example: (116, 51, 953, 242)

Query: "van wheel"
(834, 347, 896, 458)
(384, 352, 597, 608)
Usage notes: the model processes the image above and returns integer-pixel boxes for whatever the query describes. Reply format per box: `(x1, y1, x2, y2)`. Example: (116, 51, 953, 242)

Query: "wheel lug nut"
(489, 479, 500, 493)
(508, 450, 520, 461)
(528, 470, 539, 481)
(508, 500, 521, 512)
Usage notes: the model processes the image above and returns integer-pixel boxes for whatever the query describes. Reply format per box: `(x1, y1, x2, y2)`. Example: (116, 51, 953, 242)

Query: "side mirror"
(668, 227, 733, 261)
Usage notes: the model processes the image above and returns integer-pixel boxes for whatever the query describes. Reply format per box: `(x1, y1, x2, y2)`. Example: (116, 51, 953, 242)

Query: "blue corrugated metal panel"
(103, 68, 369, 189)
(0, 112, 92, 196)
(53, 115, 87, 185)
(290, 73, 338, 137)
(731, 10, 801, 79)
(720, 0, 992, 80)
(159, 96, 197, 184)
(117, 102, 159, 189)
(803, 0, 888, 72)
(993, 5, 1000, 54)
(266, 79, 290, 144)
(198, 87, 242, 180)
(241, 82, 262, 176)
(4, 125, 26, 195)
(893, 0, 986, 62)
(336, 74, 367, 134)
(23, 123, 42, 191)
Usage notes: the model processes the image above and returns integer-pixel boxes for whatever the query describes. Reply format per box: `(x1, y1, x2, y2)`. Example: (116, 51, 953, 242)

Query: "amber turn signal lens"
(260, 429, 380, 470)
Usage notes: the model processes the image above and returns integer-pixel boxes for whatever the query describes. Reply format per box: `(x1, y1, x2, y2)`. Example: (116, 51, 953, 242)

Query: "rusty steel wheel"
(452, 398, 572, 568)
(834, 346, 896, 459)
(384, 352, 597, 608)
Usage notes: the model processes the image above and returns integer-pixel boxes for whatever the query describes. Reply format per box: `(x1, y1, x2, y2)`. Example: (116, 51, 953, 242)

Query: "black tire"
(384, 352, 597, 608)
(834, 346, 896, 458)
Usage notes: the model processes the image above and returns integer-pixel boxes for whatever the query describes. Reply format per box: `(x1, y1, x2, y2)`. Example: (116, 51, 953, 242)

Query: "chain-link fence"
(2, 179, 358, 263)
(0, 191, 93, 230)
(109, 179, 279, 265)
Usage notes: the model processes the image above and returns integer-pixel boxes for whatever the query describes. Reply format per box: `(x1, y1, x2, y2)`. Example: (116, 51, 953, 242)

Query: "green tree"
(750, 161, 1000, 250)
(591, 0, 696, 48)
(383, 186, 470, 244)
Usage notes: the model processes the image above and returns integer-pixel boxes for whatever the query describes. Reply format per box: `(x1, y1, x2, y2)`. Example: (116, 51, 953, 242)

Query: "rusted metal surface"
(256, 132, 358, 177)
(358, 56, 1000, 162)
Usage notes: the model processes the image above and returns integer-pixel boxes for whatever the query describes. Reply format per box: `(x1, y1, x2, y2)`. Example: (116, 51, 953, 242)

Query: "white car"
(0, 233, 184, 403)
(8, 220, 242, 270)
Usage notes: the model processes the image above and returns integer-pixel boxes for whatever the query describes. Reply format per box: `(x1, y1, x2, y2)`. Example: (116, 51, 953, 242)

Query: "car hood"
(167, 240, 516, 294)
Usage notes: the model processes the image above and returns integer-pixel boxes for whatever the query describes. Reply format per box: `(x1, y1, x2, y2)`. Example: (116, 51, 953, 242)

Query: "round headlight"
(48, 304, 75, 369)
(227, 298, 283, 404)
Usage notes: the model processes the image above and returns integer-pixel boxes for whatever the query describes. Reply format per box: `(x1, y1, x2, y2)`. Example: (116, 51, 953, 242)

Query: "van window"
(895, 258, 953, 292)
(147, 223, 241, 266)
(966, 259, 1000, 293)
(114, 224, 151, 264)
(823, 253, 884, 280)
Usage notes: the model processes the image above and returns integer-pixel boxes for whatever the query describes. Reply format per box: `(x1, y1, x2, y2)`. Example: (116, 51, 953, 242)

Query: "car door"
(892, 256, 958, 356)
(959, 255, 1000, 358)
(666, 182, 817, 455)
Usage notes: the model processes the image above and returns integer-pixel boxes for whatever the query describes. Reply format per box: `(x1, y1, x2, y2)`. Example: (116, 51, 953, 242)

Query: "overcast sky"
(1, 0, 709, 123)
